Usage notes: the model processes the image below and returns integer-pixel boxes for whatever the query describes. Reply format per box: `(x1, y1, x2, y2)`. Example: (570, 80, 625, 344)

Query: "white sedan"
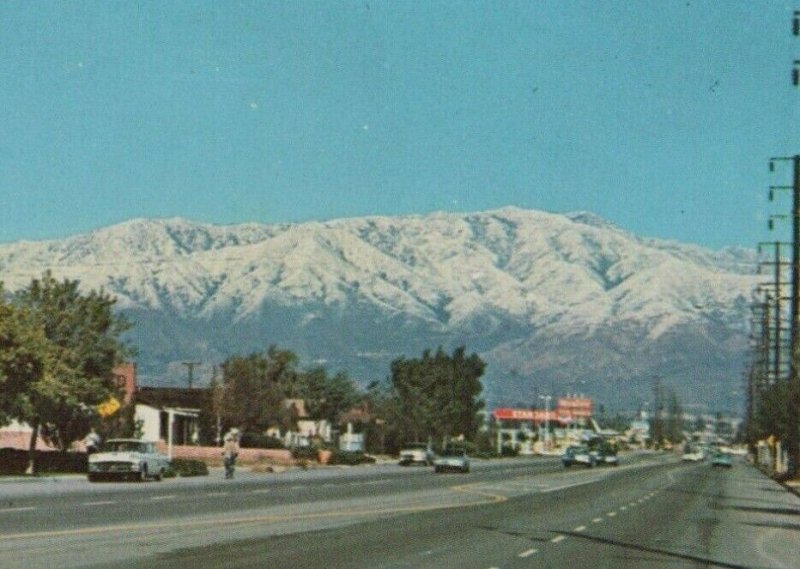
(433, 448, 470, 473)
(87, 438, 170, 482)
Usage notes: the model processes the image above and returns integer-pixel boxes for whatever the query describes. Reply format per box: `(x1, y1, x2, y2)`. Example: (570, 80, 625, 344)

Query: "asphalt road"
(1, 453, 798, 569)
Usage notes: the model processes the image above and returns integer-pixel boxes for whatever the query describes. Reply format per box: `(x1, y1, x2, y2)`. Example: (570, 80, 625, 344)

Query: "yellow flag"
(97, 397, 121, 417)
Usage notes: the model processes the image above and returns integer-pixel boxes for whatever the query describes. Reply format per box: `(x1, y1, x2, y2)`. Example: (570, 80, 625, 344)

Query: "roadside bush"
(239, 432, 285, 449)
(0, 448, 88, 475)
(327, 450, 376, 466)
(169, 459, 208, 477)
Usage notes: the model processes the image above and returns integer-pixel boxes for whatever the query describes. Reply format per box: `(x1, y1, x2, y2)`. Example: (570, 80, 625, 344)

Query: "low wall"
(155, 442, 294, 465)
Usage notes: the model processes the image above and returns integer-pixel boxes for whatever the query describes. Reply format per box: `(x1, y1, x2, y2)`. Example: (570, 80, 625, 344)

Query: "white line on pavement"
(150, 495, 177, 501)
(551, 535, 566, 543)
(592, 517, 603, 523)
(0, 507, 35, 513)
(574, 525, 587, 532)
(607, 512, 617, 517)
(518, 548, 538, 558)
(82, 501, 117, 507)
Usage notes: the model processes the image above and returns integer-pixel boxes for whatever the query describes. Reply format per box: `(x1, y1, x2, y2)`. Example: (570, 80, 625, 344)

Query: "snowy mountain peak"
(0, 207, 758, 410)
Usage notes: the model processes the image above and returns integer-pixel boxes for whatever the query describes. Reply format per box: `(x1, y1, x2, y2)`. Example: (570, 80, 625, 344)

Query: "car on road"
(590, 441, 619, 467)
(681, 450, 704, 462)
(87, 438, 170, 482)
(433, 447, 470, 473)
(562, 445, 596, 468)
(398, 443, 435, 466)
(710, 451, 733, 468)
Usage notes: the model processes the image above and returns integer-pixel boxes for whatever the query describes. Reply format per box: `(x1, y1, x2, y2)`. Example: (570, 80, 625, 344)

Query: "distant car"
(399, 443, 435, 466)
(87, 438, 170, 482)
(433, 447, 470, 473)
(593, 448, 619, 466)
(682, 451, 704, 462)
(562, 445, 596, 468)
(711, 451, 733, 468)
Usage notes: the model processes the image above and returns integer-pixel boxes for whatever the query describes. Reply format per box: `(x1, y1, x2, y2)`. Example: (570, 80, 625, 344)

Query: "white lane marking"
(620, 506, 627, 511)
(251, 489, 271, 494)
(592, 517, 603, 523)
(82, 501, 117, 507)
(150, 495, 177, 501)
(0, 507, 36, 513)
(518, 548, 538, 558)
(574, 525, 587, 532)
(551, 535, 566, 543)
(607, 511, 617, 517)
(629, 502, 637, 507)
(205, 492, 230, 497)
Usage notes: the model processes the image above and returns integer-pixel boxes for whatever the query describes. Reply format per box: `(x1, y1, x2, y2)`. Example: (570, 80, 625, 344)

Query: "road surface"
(0, 453, 797, 568)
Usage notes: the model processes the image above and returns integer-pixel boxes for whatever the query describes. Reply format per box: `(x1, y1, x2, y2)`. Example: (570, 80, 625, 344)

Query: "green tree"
(0, 298, 50, 426)
(11, 273, 131, 470)
(219, 346, 297, 435)
(390, 346, 485, 447)
(295, 368, 359, 426)
(665, 389, 684, 444)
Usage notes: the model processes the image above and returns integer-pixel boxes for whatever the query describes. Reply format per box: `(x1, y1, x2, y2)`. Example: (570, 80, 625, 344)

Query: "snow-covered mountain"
(0, 207, 758, 412)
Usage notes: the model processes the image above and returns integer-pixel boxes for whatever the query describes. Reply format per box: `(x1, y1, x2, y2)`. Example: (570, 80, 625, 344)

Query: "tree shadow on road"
(559, 531, 773, 569)
(743, 520, 800, 532)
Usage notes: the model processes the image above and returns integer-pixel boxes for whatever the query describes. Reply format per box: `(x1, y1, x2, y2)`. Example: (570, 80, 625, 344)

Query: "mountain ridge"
(0, 207, 758, 412)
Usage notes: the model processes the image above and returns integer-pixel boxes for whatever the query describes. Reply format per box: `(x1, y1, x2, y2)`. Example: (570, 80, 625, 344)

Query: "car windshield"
(104, 441, 146, 453)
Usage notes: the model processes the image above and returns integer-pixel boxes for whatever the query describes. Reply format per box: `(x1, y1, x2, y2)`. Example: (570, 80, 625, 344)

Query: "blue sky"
(0, 1, 797, 249)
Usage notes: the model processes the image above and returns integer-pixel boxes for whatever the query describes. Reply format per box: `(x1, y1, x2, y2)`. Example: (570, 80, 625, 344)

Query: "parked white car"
(398, 443, 435, 466)
(88, 438, 170, 482)
(433, 447, 470, 473)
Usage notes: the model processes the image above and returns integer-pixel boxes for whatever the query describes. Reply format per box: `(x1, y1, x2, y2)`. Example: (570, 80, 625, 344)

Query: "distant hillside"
(0, 207, 758, 413)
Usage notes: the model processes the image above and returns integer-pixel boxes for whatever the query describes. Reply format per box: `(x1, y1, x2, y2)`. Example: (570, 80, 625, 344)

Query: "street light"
(539, 395, 552, 451)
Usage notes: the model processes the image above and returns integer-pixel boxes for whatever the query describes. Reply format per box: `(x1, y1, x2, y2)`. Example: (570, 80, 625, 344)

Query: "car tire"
(87, 473, 97, 483)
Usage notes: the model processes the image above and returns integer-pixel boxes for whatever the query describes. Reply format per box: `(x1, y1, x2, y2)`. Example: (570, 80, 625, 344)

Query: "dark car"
(561, 445, 596, 468)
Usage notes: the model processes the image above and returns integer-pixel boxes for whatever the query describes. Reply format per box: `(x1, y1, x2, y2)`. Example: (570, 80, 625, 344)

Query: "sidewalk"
(713, 464, 800, 569)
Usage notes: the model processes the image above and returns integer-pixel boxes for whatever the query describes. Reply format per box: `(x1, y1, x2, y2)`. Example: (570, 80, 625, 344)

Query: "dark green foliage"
(1, 273, 132, 473)
(327, 450, 376, 465)
(168, 459, 209, 477)
(0, 448, 87, 475)
(219, 346, 296, 434)
(239, 431, 285, 449)
(389, 346, 486, 447)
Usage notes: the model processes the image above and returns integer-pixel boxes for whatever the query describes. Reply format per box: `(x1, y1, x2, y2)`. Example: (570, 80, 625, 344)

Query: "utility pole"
(768, 154, 800, 476)
(182, 361, 201, 389)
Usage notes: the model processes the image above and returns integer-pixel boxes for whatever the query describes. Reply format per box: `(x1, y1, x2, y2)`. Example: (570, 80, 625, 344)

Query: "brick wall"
(155, 442, 293, 465)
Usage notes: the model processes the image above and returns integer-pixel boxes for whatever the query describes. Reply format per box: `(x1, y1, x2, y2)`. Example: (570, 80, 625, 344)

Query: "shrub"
(239, 432, 285, 449)
(0, 448, 88, 475)
(327, 450, 376, 466)
(169, 459, 208, 477)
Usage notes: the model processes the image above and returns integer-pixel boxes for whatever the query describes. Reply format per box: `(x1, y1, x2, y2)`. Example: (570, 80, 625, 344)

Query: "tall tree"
(390, 346, 485, 447)
(0, 297, 50, 426)
(295, 368, 359, 426)
(12, 272, 131, 469)
(219, 346, 296, 434)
